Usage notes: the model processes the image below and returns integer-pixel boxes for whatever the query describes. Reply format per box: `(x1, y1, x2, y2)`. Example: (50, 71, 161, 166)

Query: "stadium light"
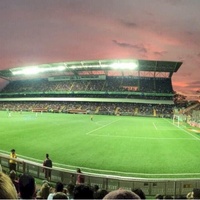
(110, 62, 138, 69)
(11, 65, 66, 75)
(23, 67, 40, 75)
(12, 66, 40, 75)
(57, 66, 66, 71)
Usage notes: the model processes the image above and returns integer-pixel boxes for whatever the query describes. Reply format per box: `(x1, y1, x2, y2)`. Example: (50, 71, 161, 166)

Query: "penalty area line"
(163, 118, 200, 141)
(153, 122, 158, 130)
(86, 119, 121, 135)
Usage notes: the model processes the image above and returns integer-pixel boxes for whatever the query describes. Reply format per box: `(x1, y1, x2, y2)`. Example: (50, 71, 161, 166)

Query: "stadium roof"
(0, 59, 182, 81)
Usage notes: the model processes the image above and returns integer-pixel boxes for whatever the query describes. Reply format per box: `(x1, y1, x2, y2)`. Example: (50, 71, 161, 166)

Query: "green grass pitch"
(1, 111, 200, 178)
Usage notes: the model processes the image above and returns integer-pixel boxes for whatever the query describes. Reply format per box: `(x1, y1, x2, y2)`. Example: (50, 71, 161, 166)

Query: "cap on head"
(11, 149, 15, 152)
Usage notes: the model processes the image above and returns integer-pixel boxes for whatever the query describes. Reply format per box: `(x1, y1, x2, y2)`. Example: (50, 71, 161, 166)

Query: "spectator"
(94, 189, 108, 199)
(53, 192, 68, 199)
(0, 172, 18, 199)
(9, 170, 19, 194)
(9, 149, 17, 172)
(193, 188, 200, 199)
(66, 183, 75, 200)
(132, 188, 146, 199)
(47, 181, 64, 200)
(73, 184, 94, 199)
(103, 189, 140, 199)
(19, 173, 35, 199)
(43, 153, 53, 181)
(76, 168, 85, 184)
(93, 184, 99, 198)
(36, 182, 51, 199)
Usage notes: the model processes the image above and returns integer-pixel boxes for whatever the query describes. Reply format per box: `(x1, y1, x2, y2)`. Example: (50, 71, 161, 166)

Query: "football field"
(0, 111, 200, 178)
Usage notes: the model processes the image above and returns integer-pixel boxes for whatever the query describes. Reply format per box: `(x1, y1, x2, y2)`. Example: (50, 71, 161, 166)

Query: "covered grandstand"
(0, 59, 182, 116)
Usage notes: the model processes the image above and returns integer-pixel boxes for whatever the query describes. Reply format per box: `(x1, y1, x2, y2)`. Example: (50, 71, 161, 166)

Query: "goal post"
(173, 115, 180, 127)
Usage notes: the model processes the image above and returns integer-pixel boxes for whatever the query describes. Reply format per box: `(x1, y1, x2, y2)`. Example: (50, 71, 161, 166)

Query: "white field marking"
(163, 118, 200, 141)
(153, 122, 158, 130)
(95, 120, 112, 126)
(87, 134, 196, 140)
(152, 122, 177, 130)
(86, 119, 121, 135)
(1, 151, 200, 177)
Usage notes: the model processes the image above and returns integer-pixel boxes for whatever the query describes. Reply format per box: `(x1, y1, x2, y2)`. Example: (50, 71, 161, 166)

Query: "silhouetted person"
(132, 188, 146, 199)
(73, 184, 94, 199)
(19, 174, 35, 199)
(43, 153, 52, 181)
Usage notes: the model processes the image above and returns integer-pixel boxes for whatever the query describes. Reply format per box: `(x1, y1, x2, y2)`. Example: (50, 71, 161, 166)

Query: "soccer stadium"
(0, 59, 200, 198)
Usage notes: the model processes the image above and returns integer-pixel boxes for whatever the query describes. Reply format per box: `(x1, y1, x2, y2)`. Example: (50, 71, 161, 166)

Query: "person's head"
(37, 182, 50, 199)
(9, 170, 17, 181)
(93, 184, 99, 192)
(11, 149, 15, 154)
(73, 184, 94, 199)
(77, 168, 81, 173)
(132, 188, 146, 199)
(53, 192, 68, 199)
(66, 183, 75, 195)
(0, 172, 18, 199)
(46, 153, 49, 159)
(19, 174, 35, 199)
(186, 192, 193, 199)
(103, 189, 140, 199)
(94, 189, 108, 199)
(55, 182, 64, 192)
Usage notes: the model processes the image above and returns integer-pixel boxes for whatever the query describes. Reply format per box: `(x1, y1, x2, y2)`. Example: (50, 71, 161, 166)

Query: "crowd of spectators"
(0, 101, 174, 117)
(1, 77, 173, 94)
(1, 167, 200, 199)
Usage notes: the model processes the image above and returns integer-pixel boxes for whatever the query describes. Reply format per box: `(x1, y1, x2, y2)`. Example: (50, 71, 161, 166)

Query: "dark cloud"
(186, 31, 193, 36)
(144, 11, 154, 17)
(189, 80, 200, 86)
(112, 40, 147, 53)
(118, 19, 138, 29)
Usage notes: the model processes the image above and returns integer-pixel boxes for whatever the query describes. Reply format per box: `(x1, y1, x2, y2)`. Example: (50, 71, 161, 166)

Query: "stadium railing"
(1, 153, 200, 197)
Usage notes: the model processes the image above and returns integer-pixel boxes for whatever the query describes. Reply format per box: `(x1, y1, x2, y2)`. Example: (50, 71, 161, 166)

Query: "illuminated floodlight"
(110, 62, 138, 69)
(11, 65, 66, 75)
(12, 71, 22, 75)
(22, 67, 40, 75)
(57, 66, 66, 71)
(70, 65, 82, 69)
(100, 64, 109, 68)
(12, 66, 40, 75)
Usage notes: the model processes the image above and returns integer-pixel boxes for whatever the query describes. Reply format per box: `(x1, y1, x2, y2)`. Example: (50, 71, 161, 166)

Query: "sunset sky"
(0, 0, 199, 98)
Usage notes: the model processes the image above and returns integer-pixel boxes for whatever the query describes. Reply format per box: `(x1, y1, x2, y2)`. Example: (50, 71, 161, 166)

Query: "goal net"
(173, 115, 180, 127)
